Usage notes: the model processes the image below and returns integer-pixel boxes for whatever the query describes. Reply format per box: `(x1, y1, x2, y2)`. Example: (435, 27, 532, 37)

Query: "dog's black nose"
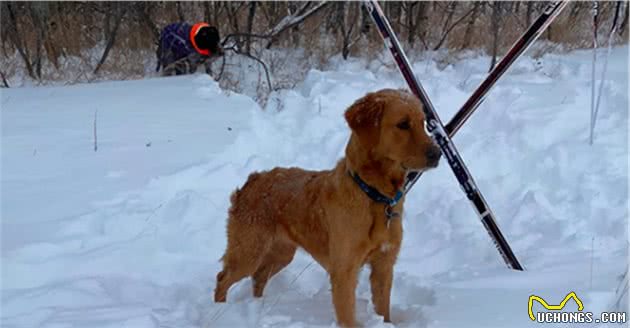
(425, 145, 441, 166)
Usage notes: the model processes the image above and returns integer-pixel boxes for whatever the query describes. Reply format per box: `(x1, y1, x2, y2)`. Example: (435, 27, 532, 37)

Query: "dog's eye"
(397, 120, 410, 130)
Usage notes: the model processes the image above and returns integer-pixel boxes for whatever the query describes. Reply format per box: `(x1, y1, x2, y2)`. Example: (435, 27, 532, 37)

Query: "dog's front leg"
(369, 258, 393, 322)
(368, 245, 400, 323)
(330, 262, 361, 327)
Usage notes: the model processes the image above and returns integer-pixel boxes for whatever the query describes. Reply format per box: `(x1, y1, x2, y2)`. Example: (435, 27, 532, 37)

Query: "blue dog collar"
(349, 171, 403, 207)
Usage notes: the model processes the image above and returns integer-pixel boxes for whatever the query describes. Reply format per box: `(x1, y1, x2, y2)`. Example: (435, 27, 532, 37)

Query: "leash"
(590, 1, 621, 145)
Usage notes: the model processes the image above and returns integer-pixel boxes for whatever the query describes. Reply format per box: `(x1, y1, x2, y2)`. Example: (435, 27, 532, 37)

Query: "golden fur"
(214, 89, 440, 327)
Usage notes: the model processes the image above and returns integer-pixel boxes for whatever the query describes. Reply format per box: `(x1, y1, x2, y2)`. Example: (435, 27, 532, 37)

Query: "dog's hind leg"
(252, 241, 297, 298)
(214, 221, 273, 302)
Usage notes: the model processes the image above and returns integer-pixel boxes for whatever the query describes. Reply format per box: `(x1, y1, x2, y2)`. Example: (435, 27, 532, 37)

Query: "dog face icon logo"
(528, 292, 584, 321)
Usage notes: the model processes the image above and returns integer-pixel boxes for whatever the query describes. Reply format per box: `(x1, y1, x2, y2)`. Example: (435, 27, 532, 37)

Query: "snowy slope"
(1, 47, 628, 328)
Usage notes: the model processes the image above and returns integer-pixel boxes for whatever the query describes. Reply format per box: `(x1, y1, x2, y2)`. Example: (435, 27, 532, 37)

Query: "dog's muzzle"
(425, 145, 441, 167)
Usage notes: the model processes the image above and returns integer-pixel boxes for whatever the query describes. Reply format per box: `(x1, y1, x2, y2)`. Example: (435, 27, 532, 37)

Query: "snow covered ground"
(2, 47, 628, 328)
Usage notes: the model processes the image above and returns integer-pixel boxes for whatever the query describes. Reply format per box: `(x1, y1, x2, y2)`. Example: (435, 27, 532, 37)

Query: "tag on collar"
(385, 205, 400, 228)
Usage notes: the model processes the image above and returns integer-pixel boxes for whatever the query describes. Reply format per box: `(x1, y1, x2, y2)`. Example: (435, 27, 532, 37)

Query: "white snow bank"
(1, 47, 628, 327)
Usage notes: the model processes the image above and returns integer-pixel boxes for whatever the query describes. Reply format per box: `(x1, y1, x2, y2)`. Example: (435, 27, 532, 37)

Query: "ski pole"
(365, 0, 540, 271)
(403, 1, 568, 193)
(446, 1, 569, 136)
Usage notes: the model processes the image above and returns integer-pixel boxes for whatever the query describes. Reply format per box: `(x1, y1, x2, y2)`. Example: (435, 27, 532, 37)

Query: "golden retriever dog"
(214, 88, 441, 327)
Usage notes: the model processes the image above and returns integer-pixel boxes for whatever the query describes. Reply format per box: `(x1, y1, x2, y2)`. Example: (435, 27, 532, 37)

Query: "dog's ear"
(344, 93, 385, 148)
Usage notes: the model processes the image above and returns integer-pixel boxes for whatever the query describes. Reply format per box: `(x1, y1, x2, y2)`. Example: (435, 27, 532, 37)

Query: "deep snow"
(1, 47, 628, 328)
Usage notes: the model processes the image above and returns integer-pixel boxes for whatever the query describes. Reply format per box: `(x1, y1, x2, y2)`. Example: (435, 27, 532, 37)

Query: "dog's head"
(345, 89, 440, 171)
(195, 26, 223, 56)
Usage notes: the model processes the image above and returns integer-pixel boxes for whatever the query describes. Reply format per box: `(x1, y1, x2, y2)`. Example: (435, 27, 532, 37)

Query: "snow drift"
(1, 47, 628, 327)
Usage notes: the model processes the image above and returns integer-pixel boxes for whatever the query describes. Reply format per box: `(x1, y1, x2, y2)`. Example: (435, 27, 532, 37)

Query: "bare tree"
(245, 2, 257, 54)
(434, 2, 458, 50)
(1, 0, 622, 88)
(4, 2, 36, 79)
(525, 1, 534, 27)
(264, 1, 330, 49)
(94, 3, 124, 74)
(338, 2, 361, 60)
(136, 3, 160, 44)
(225, 2, 245, 47)
(0, 70, 9, 88)
(489, 2, 503, 71)
(618, 1, 629, 37)
(260, 2, 281, 31)
(433, 2, 477, 51)
(175, 1, 185, 22)
(416, 2, 429, 49)
(461, 2, 483, 50)
(402, 2, 419, 46)
(28, 2, 49, 79)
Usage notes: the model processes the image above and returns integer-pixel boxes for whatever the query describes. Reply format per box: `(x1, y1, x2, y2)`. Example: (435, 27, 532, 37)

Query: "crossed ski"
(364, 0, 568, 271)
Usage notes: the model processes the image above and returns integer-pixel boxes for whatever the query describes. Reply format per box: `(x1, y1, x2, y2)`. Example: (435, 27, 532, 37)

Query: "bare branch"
(94, 4, 124, 74)
(216, 54, 227, 81)
(433, 5, 476, 51)
(238, 52, 272, 93)
(222, 33, 270, 46)
(93, 109, 98, 152)
(0, 70, 9, 88)
(265, 1, 330, 48)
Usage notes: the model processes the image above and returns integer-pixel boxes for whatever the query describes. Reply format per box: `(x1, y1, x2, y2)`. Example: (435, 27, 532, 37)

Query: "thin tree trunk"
(212, 1, 220, 28)
(29, 4, 46, 79)
(0, 5, 8, 55)
(226, 2, 243, 47)
(5, 2, 36, 79)
(433, 3, 477, 51)
(360, 2, 371, 34)
(93, 109, 98, 152)
(489, 2, 502, 72)
(340, 2, 359, 60)
(339, 2, 350, 59)
(94, 5, 124, 74)
(137, 3, 159, 44)
(390, 2, 402, 28)
(406, 2, 418, 47)
(416, 2, 428, 50)
(267, 2, 279, 30)
(204, 1, 212, 25)
(246, 2, 257, 54)
(176, 1, 185, 21)
(104, 4, 111, 41)
(0, 70, 10, 88)
(431, 2, 456, 50)
(618, 1, 629, 37)
(568, 2, 585, 23)
(461, 2, 482, 50)
(526, 1, 534, 27)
